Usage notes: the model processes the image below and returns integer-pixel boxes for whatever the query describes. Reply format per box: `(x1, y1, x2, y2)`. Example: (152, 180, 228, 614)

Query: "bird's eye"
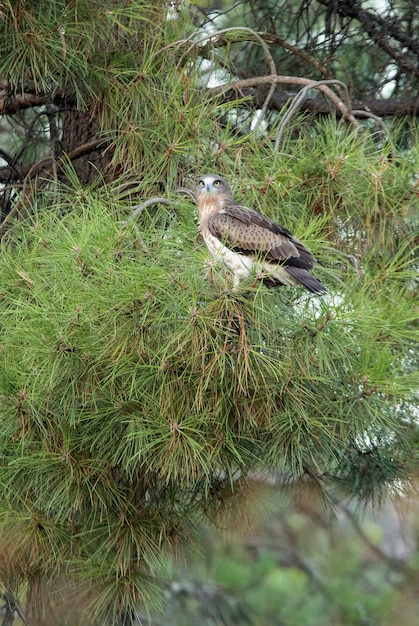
(198, 181, 205, 187)
(214, 180, 221, 187)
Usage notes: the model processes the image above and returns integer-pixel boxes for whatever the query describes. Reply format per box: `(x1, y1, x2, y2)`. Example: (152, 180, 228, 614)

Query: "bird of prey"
(194, 174, 326, 294)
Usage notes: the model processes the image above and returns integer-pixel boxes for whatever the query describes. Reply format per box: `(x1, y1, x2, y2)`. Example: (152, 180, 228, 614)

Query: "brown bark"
(0, 106, 115, 186)
(222, 85, 419, 118)
(59, 109, 115, 185)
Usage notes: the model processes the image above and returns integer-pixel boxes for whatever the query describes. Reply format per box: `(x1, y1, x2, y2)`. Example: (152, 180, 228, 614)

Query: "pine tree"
(0, 2, 417, 624)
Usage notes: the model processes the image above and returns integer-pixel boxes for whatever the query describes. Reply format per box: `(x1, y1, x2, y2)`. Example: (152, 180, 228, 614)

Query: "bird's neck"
(196, 194, 228, 229)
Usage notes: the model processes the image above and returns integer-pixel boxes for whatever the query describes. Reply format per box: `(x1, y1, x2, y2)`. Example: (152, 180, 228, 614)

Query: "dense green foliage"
(0, 1, 418, 624)
(0, 122, 417, 621)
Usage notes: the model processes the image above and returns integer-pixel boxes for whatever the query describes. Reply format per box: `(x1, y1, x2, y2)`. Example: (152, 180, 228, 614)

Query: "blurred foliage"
(160, 494, 419, 626)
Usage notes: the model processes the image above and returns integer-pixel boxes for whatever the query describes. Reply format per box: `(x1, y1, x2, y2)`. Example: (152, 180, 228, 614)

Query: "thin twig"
(131, 197, 172, 219)
(14, 601, 28, 625)
(178, 187, 195, 202)
(327, 246, 362, 276)
(159, 25, 280, 129)
(351, 109, 391, 137)
(338, 502, 410, 572)
(274, 79, 357, 150)
(169, 27, 275, 74)
(122, 196, 174, 242)
(263, 33, 333, 81)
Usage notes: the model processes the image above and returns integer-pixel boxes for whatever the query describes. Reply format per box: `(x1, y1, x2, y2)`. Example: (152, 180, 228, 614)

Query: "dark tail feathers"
(285, 266, 327, 294)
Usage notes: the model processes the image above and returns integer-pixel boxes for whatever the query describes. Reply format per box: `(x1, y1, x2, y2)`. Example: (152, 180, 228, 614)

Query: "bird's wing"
(207, 202, 316, 269)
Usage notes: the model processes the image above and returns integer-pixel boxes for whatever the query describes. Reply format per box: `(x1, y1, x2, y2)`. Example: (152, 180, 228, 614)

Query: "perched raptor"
(194, 174, 326, 294)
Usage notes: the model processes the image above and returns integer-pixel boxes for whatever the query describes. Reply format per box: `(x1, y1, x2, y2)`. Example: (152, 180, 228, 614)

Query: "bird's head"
(194, 174, 231, 199)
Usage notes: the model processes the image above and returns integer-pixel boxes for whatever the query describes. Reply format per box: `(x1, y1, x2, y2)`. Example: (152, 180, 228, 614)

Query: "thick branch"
(222, 86, 419, 118)
(208, 74, 360, 127)
(0, 83, 72, 114)
(0, 140, 106, 184)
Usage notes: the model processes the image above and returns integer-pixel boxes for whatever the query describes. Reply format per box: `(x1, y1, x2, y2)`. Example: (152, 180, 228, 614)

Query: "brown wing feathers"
(207, 203, 316, 270)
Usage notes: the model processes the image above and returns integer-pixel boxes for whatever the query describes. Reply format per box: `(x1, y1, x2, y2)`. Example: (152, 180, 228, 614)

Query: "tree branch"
(316, 0, 419, 77)
(0, 139, 107, 238)
(208, 74, 361, 130)
(215, 82, 419, 119)
(0, 80, 73, 114)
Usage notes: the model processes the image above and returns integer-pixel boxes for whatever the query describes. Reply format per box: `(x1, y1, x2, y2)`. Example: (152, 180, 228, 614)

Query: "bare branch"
(162, 27, 280, 129)
(131, 197, 172, 219)
(274, 79, 356, 150)
(178, 187, 196, 202)
(263, 33, 333, 80)
(0, 82, 71, 114)
(122, 196, 174, 241)
(208, 74, 361, 133)
(338, 502, 410, 572)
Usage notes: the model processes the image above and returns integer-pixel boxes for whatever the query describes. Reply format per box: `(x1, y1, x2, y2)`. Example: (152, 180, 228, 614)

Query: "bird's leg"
(248, 269, 265, 289)
(205, 258, 215, 284)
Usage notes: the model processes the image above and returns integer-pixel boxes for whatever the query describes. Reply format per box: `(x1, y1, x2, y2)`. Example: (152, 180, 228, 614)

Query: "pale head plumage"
(194, 173, 327, 294)
(195, 174, 231, 197)
(194, 174, 233, 222)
